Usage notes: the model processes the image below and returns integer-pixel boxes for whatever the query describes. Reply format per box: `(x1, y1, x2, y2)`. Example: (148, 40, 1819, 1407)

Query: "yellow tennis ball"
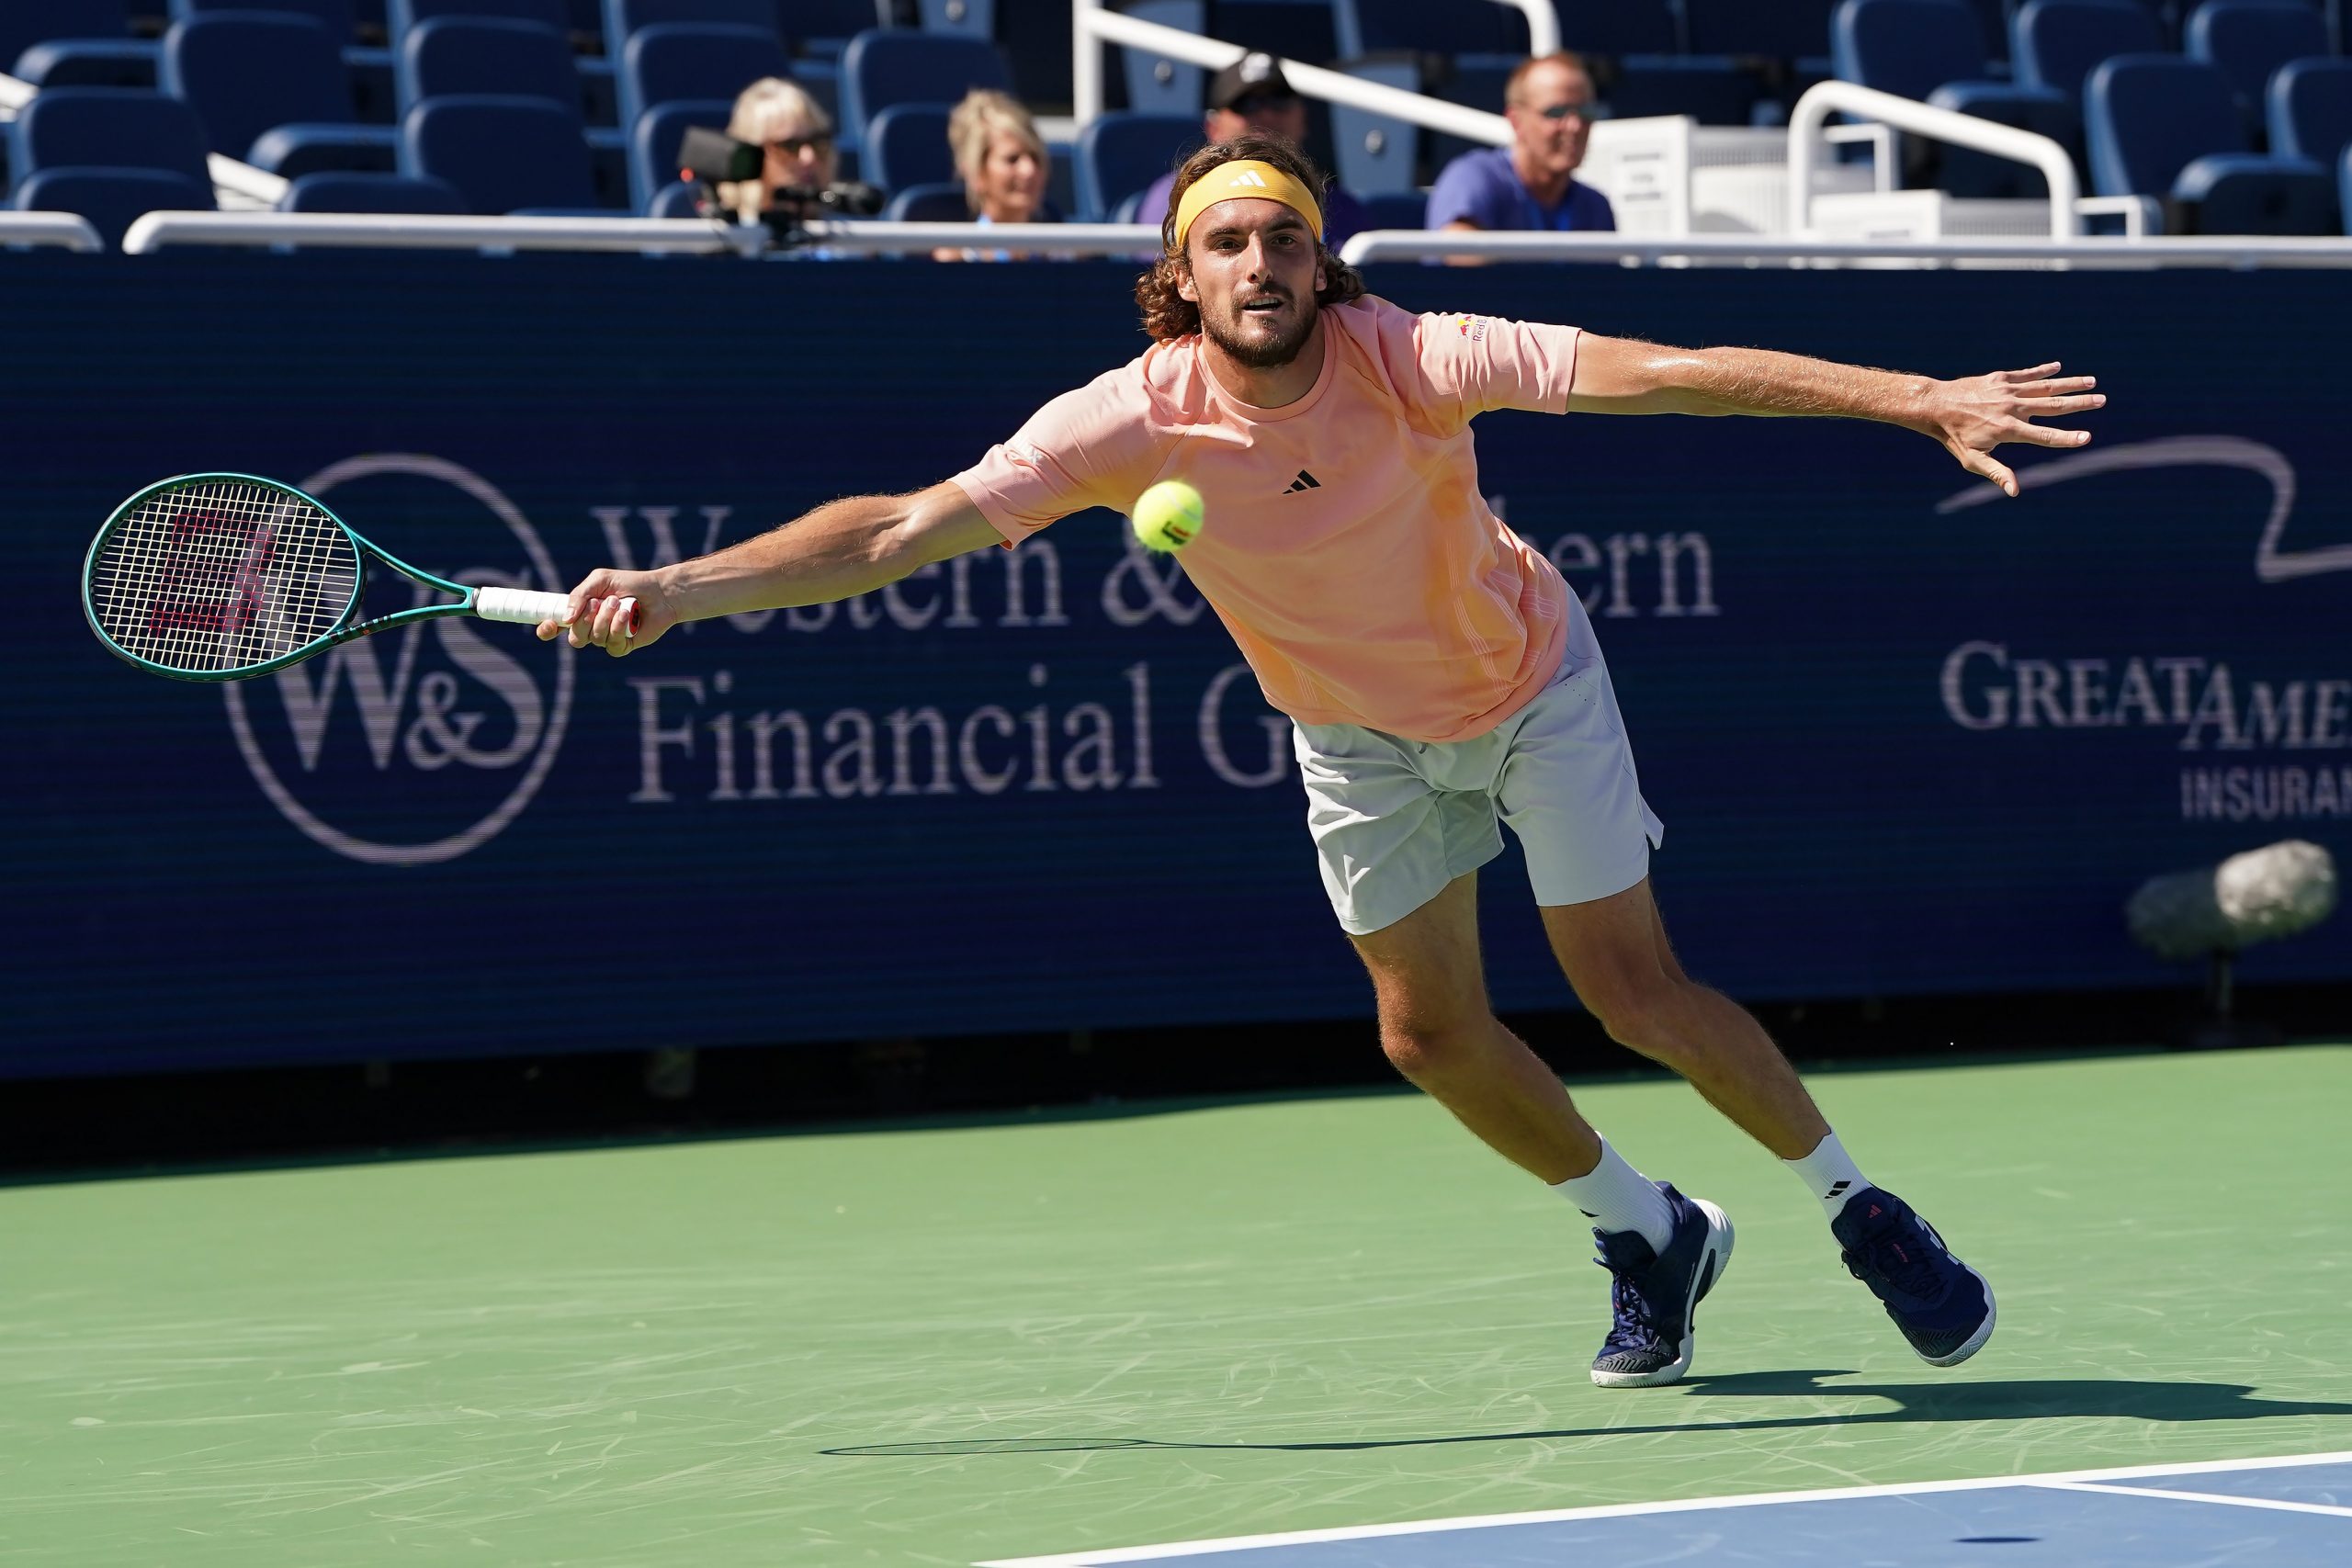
(1130, 479, 1204, 552)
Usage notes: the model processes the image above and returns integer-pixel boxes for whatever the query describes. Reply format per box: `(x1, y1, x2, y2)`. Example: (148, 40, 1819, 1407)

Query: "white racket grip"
(474, 587, 639, 634)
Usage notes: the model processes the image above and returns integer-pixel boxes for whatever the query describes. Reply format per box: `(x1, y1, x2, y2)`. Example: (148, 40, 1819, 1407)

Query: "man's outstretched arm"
(1565, 334, 2105, 498)
(537, 479, 1002, 656)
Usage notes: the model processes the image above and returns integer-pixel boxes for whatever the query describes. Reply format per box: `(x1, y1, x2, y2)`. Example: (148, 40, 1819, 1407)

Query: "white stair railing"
(1789, 81, 2085, 239)
(1072, 0, 1515, 142)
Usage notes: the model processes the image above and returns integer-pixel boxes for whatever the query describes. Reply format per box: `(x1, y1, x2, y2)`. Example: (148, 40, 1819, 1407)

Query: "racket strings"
(90, 479, 356, 674)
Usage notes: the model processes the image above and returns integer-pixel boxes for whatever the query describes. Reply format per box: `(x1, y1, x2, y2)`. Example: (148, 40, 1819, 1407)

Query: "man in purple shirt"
(1428, 52, 1614, 244)
(1135, 52, 1372, 247)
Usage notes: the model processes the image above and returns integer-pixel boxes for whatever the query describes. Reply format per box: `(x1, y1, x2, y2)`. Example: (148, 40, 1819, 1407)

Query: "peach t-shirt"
(949, 294, 1580, 743)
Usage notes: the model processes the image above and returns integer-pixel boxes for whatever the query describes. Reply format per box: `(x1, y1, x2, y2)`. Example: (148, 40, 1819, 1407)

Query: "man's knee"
(1586, 977, 1700, 1067)
(1376, 1006, 1493, 1080)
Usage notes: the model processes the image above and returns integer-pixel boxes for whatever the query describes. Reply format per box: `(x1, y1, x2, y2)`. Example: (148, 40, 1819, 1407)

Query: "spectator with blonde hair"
(935, 87, 1051, 261)
(722, 76, 836, 222)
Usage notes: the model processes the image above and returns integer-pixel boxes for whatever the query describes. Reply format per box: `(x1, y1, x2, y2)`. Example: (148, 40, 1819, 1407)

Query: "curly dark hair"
(1134, 132, 1366, 343)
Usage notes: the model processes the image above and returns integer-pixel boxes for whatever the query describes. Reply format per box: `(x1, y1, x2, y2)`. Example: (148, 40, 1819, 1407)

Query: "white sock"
(1783, 1131, 1870, 1222)
(1552, 1138, 1675, 1252)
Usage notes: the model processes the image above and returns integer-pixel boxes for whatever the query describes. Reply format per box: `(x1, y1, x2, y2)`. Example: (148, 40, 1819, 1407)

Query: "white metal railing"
(0, 211, 104, 252)
(1339, 230, 2352, 267)
(1789, 81, 2082, 239)
(1073, 2, 1514, 144)
(123, 212, 773, 254)
(120, 211, 1164, 257)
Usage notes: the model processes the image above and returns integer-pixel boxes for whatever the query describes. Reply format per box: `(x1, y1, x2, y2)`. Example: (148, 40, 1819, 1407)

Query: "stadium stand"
(277, 167, 466, 211)
(618, 22, 791, 147)
(401, 93, 607, 212)
(864, 101, 956, 196)
(838, 28, 1009, 157)
(1075, 109, 1195, 220)
(2186, 0, 2333, 132)
(2012, 0, 2169, 111)
(7, 0, 2352, 243)
(1835, 0, 2077, 197)
(163, 12, 397, 175)
(628, 96, 735, 212)
(2086, 51, 2337, 230)
(882, 178, 967, 220)
(6, 87, 215, 248)
(6, 1, 158, 90)
(2267, 54, 2352, 161)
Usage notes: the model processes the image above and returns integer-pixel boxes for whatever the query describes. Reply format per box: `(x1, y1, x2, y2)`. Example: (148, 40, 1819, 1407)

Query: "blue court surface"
(978, 1451, 2352, 1567)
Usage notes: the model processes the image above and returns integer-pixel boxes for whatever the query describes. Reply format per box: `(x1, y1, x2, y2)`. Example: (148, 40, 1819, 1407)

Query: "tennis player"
(548, 136, 2101, 1387)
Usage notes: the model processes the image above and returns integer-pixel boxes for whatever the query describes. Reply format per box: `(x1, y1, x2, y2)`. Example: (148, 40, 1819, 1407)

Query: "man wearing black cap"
(1133, 51, 1374, 246)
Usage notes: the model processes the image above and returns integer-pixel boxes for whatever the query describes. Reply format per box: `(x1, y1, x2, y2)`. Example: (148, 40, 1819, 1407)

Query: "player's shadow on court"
(820, 1372, 2352, 1458)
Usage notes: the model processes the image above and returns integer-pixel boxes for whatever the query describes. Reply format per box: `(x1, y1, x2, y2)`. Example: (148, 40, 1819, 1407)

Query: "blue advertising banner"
(6, 253, 2346, 1078)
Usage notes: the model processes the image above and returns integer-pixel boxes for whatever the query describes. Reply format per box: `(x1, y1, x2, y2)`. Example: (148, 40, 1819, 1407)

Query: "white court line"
(2040, 1480, 2352, 1518)
(974, 1450, 2352, 1566)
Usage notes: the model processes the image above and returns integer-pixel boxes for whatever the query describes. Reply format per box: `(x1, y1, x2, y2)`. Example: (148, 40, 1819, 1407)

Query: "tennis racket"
(82, 472, 633, 682)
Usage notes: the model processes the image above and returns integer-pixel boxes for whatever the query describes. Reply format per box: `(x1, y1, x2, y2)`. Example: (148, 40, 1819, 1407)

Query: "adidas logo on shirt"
(1283, 469, 1321, 494)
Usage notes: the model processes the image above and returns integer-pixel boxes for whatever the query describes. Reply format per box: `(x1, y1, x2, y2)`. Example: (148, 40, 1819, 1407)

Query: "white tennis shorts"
(1293, 645, 1665, 935)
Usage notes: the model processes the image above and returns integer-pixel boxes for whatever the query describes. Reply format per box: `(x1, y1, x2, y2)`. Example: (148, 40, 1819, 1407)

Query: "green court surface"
(5, 1044, 2349, 1566)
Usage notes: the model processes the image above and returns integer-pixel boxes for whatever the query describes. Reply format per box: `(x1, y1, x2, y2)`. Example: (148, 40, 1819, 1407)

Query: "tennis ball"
(1130, 479, 1204, 552)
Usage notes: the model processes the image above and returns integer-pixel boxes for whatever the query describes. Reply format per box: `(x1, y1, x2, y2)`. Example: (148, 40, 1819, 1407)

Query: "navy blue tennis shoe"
(1588, 1181, 1735, 1388)
(1832, 1187, 1996, 1366)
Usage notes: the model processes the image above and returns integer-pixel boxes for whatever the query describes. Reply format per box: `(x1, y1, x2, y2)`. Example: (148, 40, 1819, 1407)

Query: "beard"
(1201, 289, 1317, 368)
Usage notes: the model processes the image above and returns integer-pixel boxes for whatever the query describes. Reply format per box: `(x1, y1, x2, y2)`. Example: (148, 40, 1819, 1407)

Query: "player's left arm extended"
(1564, 333, 2105, 498)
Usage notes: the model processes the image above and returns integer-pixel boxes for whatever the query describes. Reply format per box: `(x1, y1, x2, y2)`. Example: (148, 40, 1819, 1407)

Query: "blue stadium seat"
(882, 179, 965, 220)
(1928, 80, 2080, 195)
(6, 86, 216, 247)
(1075, 111, 1193, 220)
(401, 93, 605, 212)
(389, 0, 567, 34)
(2013, 0, 2166, 108)
(646, 177, 707, 216)
(2086, 52, 2335, 230)
(1420, 55, 1512, 177)
(2187, 0, 2331, 130)
(6, 0, 158, 87)
(163, 13, 397, 175)
(2268, 55, 2352, 163)
(1357, 186, 1426, 228)
(277, 169, 466, 210)
(628, 96, 733, 210)
(9, 86, 212, 187)
(170, 0, 356, 33)
(396, 17, 578, 118)
(1685, 0, 1839, 58)
(1116, 0, 1204, 117)
(11, 168, 214, 249)
(1215, 0, 1340, 65)
(1833, 0, 1997, 101)
(8, 39, 159, 89)
(865, 102, 955, 195)
(618, 23, 790, 148)
(838, 28, 1008, 154)
(1334, 0, 1526, 55)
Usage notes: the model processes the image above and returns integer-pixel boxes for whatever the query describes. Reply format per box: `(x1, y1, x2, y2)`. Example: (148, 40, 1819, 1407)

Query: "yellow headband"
(1171, 160, 1324, 250)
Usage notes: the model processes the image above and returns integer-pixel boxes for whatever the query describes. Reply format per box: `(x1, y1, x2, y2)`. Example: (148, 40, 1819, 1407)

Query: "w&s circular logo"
(221, 455, 574, 865)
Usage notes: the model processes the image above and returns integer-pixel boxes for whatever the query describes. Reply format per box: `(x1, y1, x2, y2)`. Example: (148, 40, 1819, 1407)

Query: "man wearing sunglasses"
(1429, 52, 1614, 247)
(1134, 52, 1373, 248)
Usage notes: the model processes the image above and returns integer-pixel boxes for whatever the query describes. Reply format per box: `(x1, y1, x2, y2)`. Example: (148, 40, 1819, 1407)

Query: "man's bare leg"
(1349, 871, 1600, 1184)
(1538, 878, 1826, 1160)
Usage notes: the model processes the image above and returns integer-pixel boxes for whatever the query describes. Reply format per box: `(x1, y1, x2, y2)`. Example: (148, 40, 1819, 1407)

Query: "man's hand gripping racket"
(535, 566, 677, 657)
(82, 473, 643, 682)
